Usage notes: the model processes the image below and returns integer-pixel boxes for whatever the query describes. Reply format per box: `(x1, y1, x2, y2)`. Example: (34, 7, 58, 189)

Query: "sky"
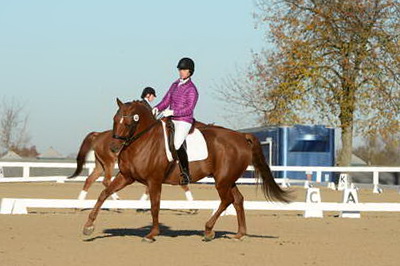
(0, 0, 265, 155)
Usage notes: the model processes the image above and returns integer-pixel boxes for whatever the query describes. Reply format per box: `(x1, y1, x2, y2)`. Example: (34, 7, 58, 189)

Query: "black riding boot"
(176, 145, 191, 185)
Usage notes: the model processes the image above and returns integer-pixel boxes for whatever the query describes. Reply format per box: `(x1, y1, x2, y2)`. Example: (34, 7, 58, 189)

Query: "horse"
(68, 130, 195, 202)
(82, 99, 291, 242)
(68, 131, 119, 199)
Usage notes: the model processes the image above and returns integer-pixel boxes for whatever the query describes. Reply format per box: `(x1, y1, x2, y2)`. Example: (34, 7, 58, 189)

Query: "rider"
(141, 87, 156, 110)
(152, 57, 199, 185)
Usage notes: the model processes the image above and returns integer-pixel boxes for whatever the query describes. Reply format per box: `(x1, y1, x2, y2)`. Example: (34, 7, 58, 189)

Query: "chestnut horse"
(68, 130, 194, 201)
(68, 131, 118, 196)
(82, 99, 290, 242)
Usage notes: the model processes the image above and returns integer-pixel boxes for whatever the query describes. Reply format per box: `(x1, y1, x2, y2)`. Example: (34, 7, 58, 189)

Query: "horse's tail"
(68, 132, 99, 179)
(245, 134, 291, 203)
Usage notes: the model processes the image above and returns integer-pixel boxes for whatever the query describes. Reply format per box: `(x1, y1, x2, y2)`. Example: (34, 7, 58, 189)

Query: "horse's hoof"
(226, 234, 247, 241)
(189, 209, 198, 215)
(142, 237, 156, 243)
(83, 225, 95, 236)
(203, 231, 215, 242)
(233, 235, 247, 241)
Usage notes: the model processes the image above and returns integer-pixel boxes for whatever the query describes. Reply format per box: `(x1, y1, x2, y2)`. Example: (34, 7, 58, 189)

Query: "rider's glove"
(152, 107, 159, 116)
(162, 109, 174, 117)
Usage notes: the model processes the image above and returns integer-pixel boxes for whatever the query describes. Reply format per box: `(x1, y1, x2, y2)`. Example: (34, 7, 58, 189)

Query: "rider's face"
(147, 94, 155, 102)
(179, 69, 190, 80)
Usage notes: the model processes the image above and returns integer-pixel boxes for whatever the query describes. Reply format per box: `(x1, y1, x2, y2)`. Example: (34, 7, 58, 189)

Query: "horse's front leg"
(142, 181, 162, 243)
(83, 173, 133, 236)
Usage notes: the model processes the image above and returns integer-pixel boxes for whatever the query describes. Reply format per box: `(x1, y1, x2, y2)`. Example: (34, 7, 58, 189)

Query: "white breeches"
(172, 120, 191, 150)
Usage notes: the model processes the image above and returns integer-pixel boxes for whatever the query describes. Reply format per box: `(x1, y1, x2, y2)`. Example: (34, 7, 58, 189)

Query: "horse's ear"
(116, 98, 123, 108)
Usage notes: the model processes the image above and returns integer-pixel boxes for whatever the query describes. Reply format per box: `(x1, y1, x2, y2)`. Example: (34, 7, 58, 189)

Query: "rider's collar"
(178, 77, 191, 86)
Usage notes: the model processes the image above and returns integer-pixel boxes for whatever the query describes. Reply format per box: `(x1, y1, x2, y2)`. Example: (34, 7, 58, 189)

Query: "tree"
(354, 132, 400, 166)
(219, 0, 400, 166)
(0, 98, 31, 153)
(10, 145, 39, 158)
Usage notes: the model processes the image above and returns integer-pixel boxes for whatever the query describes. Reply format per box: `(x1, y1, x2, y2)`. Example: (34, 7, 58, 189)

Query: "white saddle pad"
(161, 121, 208, 162)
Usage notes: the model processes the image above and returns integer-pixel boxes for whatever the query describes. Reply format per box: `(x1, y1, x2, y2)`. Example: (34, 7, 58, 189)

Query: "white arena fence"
(0, 161, 400, 216)
(0, 161, 399, 190)
(2, 198, 400, 216)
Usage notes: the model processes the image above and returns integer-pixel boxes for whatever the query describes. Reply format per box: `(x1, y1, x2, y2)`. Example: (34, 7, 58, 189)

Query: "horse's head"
(110, 98, 155, 153)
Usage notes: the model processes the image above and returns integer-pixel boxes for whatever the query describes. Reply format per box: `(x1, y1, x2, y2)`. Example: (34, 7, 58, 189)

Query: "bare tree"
(0, 98, 31, 153)
(218, 0, 400, 166)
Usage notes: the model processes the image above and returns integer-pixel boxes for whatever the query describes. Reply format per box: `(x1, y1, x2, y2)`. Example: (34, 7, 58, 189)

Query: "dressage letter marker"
(340, 188, 360, 218)
(337, 173, 349, 191)
(304, 188, 323, 218)
(327, 182, 336, 190)
(0, 167, 4, 178)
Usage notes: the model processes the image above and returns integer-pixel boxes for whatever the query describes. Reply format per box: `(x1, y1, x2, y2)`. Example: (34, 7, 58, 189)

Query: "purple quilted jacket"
(155, 79, 199, 123)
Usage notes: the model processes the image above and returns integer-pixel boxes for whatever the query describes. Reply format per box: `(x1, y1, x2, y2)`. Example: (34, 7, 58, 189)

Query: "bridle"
(112, 114, 139, 142)
(112, 113, 159, 146)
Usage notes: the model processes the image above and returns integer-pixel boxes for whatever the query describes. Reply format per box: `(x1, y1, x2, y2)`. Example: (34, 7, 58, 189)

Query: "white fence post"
(22, 165, 30, 179)
(372, 171, 382, 193)
(316, 171, 322, 183)
(0, 166, 4, 178)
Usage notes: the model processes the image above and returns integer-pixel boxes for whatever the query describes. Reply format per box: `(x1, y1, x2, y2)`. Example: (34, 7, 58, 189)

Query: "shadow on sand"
(83, 224, 278, 242)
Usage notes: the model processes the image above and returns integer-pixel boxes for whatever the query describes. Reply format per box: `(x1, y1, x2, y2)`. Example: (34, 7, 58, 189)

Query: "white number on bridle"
(119, 114, 139, 124)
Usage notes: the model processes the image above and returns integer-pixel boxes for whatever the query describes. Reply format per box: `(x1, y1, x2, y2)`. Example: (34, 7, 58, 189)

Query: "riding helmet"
(177, 57, 195, 75)
(141, 87, 156, 99)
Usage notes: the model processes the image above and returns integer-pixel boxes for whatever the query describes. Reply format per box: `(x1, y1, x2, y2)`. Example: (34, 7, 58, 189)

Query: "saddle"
(161, 117, 208, 162)
(163, 117, 196, 160)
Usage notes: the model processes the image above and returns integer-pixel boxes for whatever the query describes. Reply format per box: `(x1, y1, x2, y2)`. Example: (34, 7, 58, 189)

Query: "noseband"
(112, 115, 159, 146)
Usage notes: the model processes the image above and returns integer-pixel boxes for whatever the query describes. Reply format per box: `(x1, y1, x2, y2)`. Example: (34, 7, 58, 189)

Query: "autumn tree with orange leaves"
(220, 0, 400, 166)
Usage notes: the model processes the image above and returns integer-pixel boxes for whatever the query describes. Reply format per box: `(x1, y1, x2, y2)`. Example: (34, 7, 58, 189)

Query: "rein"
(113, 120, 159, 146)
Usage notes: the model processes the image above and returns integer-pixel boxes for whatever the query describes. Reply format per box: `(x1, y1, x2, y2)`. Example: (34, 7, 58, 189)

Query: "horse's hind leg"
(231, 185, 247, 240)
(103, 162, 121, 200)
(83, 173, 134, 236)
(204, 184, 234, 241)
(79, 159, 104, 200)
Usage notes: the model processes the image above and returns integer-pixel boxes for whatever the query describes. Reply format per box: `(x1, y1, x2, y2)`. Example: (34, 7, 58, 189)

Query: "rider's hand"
(152, 107, 159, 116)
(162, 109, 174, 117)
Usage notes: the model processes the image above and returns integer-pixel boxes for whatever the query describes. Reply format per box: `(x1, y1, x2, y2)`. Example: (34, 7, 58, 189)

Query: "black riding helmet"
(141, 87, 156, 99)
(177, 57, 195, 76)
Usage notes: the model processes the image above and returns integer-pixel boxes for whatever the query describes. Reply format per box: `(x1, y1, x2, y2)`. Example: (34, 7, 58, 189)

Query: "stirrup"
(179, 172, 191, 185)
